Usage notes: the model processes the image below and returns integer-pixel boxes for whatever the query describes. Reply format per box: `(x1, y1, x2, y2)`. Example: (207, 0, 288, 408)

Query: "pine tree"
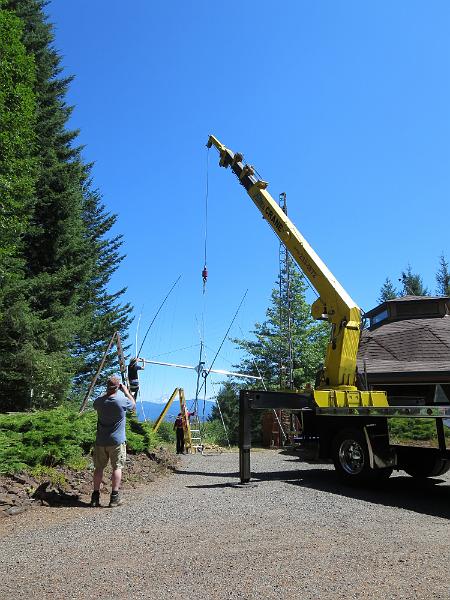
(71, 174, 133, 392)
(0, 0, 91, 408)
(400, 265, 428, 297)
(0, 1, 133, 409)
(0, 5, 37, 410)
(436, 254, 450, 296)
(233, 266, 330, 390)
(378, 277, 397, 303)
(0, 5, 35, 285)
(210, 265, 329, 442)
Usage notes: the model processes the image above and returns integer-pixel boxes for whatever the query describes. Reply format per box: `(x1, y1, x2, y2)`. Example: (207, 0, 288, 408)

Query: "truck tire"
(401, 455, 450, 479)
(332, 428, 392, 484)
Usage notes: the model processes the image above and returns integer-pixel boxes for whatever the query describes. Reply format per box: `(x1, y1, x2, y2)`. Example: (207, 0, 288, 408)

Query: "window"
(434, 384, 449, 404)
(371, 309, 388, 327)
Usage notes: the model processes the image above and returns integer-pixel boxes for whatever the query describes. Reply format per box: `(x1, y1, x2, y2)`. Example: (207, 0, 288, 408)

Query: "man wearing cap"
(90, 375, 136, 508)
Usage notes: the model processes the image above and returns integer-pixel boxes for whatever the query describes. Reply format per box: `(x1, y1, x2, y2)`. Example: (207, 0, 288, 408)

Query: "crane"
(207, 134, 387, 409)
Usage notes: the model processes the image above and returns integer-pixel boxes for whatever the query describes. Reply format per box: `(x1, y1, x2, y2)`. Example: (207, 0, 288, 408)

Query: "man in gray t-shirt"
(90, 375, 136, 508)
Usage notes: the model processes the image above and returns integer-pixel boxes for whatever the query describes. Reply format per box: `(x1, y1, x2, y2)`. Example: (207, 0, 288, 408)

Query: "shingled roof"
(357, 296, 450, 384)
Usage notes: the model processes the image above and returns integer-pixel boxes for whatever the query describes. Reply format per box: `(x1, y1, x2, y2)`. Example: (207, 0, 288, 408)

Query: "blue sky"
(47, 1, 450, 401)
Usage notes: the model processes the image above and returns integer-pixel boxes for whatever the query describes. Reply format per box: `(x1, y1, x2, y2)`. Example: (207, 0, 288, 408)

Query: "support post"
(237, 389, 312, 484)
(239, 390, 252, 483)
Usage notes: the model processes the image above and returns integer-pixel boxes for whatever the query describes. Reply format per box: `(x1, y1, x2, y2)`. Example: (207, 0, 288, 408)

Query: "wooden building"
(357, 295, 450, 405)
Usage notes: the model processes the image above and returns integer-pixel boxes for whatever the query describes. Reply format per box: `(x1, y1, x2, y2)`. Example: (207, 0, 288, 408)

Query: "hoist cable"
(204, 148, 209, 268)
(194, 341, 204, 404)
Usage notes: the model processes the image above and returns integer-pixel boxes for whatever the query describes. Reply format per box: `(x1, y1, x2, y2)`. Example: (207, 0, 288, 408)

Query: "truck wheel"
(402, 456, 450, 479)
(332, 428, 392, 484)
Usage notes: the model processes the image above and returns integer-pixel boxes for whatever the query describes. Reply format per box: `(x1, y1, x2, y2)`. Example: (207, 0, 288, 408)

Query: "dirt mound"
(0, 448, 178, 517)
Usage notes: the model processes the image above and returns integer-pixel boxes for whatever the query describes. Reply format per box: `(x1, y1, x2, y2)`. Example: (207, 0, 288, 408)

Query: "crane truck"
(207, 134, 450, 485)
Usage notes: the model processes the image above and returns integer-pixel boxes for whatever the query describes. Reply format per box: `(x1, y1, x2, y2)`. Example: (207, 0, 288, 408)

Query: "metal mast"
(278, 192, 294, 391)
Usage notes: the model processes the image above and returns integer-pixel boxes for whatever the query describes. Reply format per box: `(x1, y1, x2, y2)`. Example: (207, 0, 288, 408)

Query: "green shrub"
(154, 420, 176, 444)
(29, 465, 66, 487)
(388, 418, 449, 441)
(0, 407, 164, 475)
(202, 419, 230, 447)
(126, 417, 161, 453)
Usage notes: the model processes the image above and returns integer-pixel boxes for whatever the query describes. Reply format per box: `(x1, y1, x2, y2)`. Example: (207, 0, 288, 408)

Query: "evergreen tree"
(210, 265, 329, 442)
(233, 266, 330, 390)
(0, 5, 35, 285)
(71, 175, 132, 392)
(400, 265, 428, 297)
(0, 0, 91, 408)
(436, 254, 450, 296)
(378, 277, 397, 303)
(0, 5, 37, 410)
(0, 1, 132, 409)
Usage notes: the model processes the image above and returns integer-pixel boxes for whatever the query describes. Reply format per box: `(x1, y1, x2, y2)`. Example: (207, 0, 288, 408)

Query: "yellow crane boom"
(207, 134, 387, 408)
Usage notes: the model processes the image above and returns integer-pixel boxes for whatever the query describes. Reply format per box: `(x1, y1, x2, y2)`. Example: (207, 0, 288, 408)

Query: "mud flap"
(364, 424, 396, 469)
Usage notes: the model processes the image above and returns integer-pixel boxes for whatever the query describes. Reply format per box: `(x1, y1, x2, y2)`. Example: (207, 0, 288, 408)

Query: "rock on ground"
(0, 450, 448, 600)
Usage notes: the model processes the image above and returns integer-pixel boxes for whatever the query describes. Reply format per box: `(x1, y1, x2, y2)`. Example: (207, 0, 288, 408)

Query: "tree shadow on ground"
(179, 464, 450, 519)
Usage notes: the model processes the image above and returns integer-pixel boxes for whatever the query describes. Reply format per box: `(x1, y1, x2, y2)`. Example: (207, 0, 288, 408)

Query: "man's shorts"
(93, 443, 127, 470)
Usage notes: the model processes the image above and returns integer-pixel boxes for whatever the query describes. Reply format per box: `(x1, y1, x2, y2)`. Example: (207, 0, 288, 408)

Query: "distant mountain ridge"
(136, 399, 215, 423)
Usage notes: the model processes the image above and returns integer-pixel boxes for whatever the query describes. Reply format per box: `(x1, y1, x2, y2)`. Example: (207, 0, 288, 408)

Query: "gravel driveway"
(0, 450, 449, 600)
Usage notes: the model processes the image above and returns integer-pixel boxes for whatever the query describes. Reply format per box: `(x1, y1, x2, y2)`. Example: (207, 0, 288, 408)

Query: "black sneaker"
(90, 491, 101, 508)
(109, 492, 123, 508)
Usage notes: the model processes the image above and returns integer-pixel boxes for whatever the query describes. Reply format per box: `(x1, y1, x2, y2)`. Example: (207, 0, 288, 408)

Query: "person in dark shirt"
(127, 357, 145, 399)
(90, 375, 136, 508)
(173, 410, 195, 454)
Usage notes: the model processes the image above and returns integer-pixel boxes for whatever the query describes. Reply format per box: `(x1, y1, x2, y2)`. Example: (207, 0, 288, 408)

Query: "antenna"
(278, 192, 294, 390)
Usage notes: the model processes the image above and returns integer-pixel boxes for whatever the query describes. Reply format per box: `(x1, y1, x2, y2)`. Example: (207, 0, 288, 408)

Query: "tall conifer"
(378, 277, 397, 303)
(436, 255, 450, 296)
(1, 1, 132, 408)
(233, 266, 329, 390)
(400, 265, 428, 297)
(2, 0, 90, 407)
(0, 5, 37, 410)
(72, 173, 132, 390)
(0, 5, 35, 282)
